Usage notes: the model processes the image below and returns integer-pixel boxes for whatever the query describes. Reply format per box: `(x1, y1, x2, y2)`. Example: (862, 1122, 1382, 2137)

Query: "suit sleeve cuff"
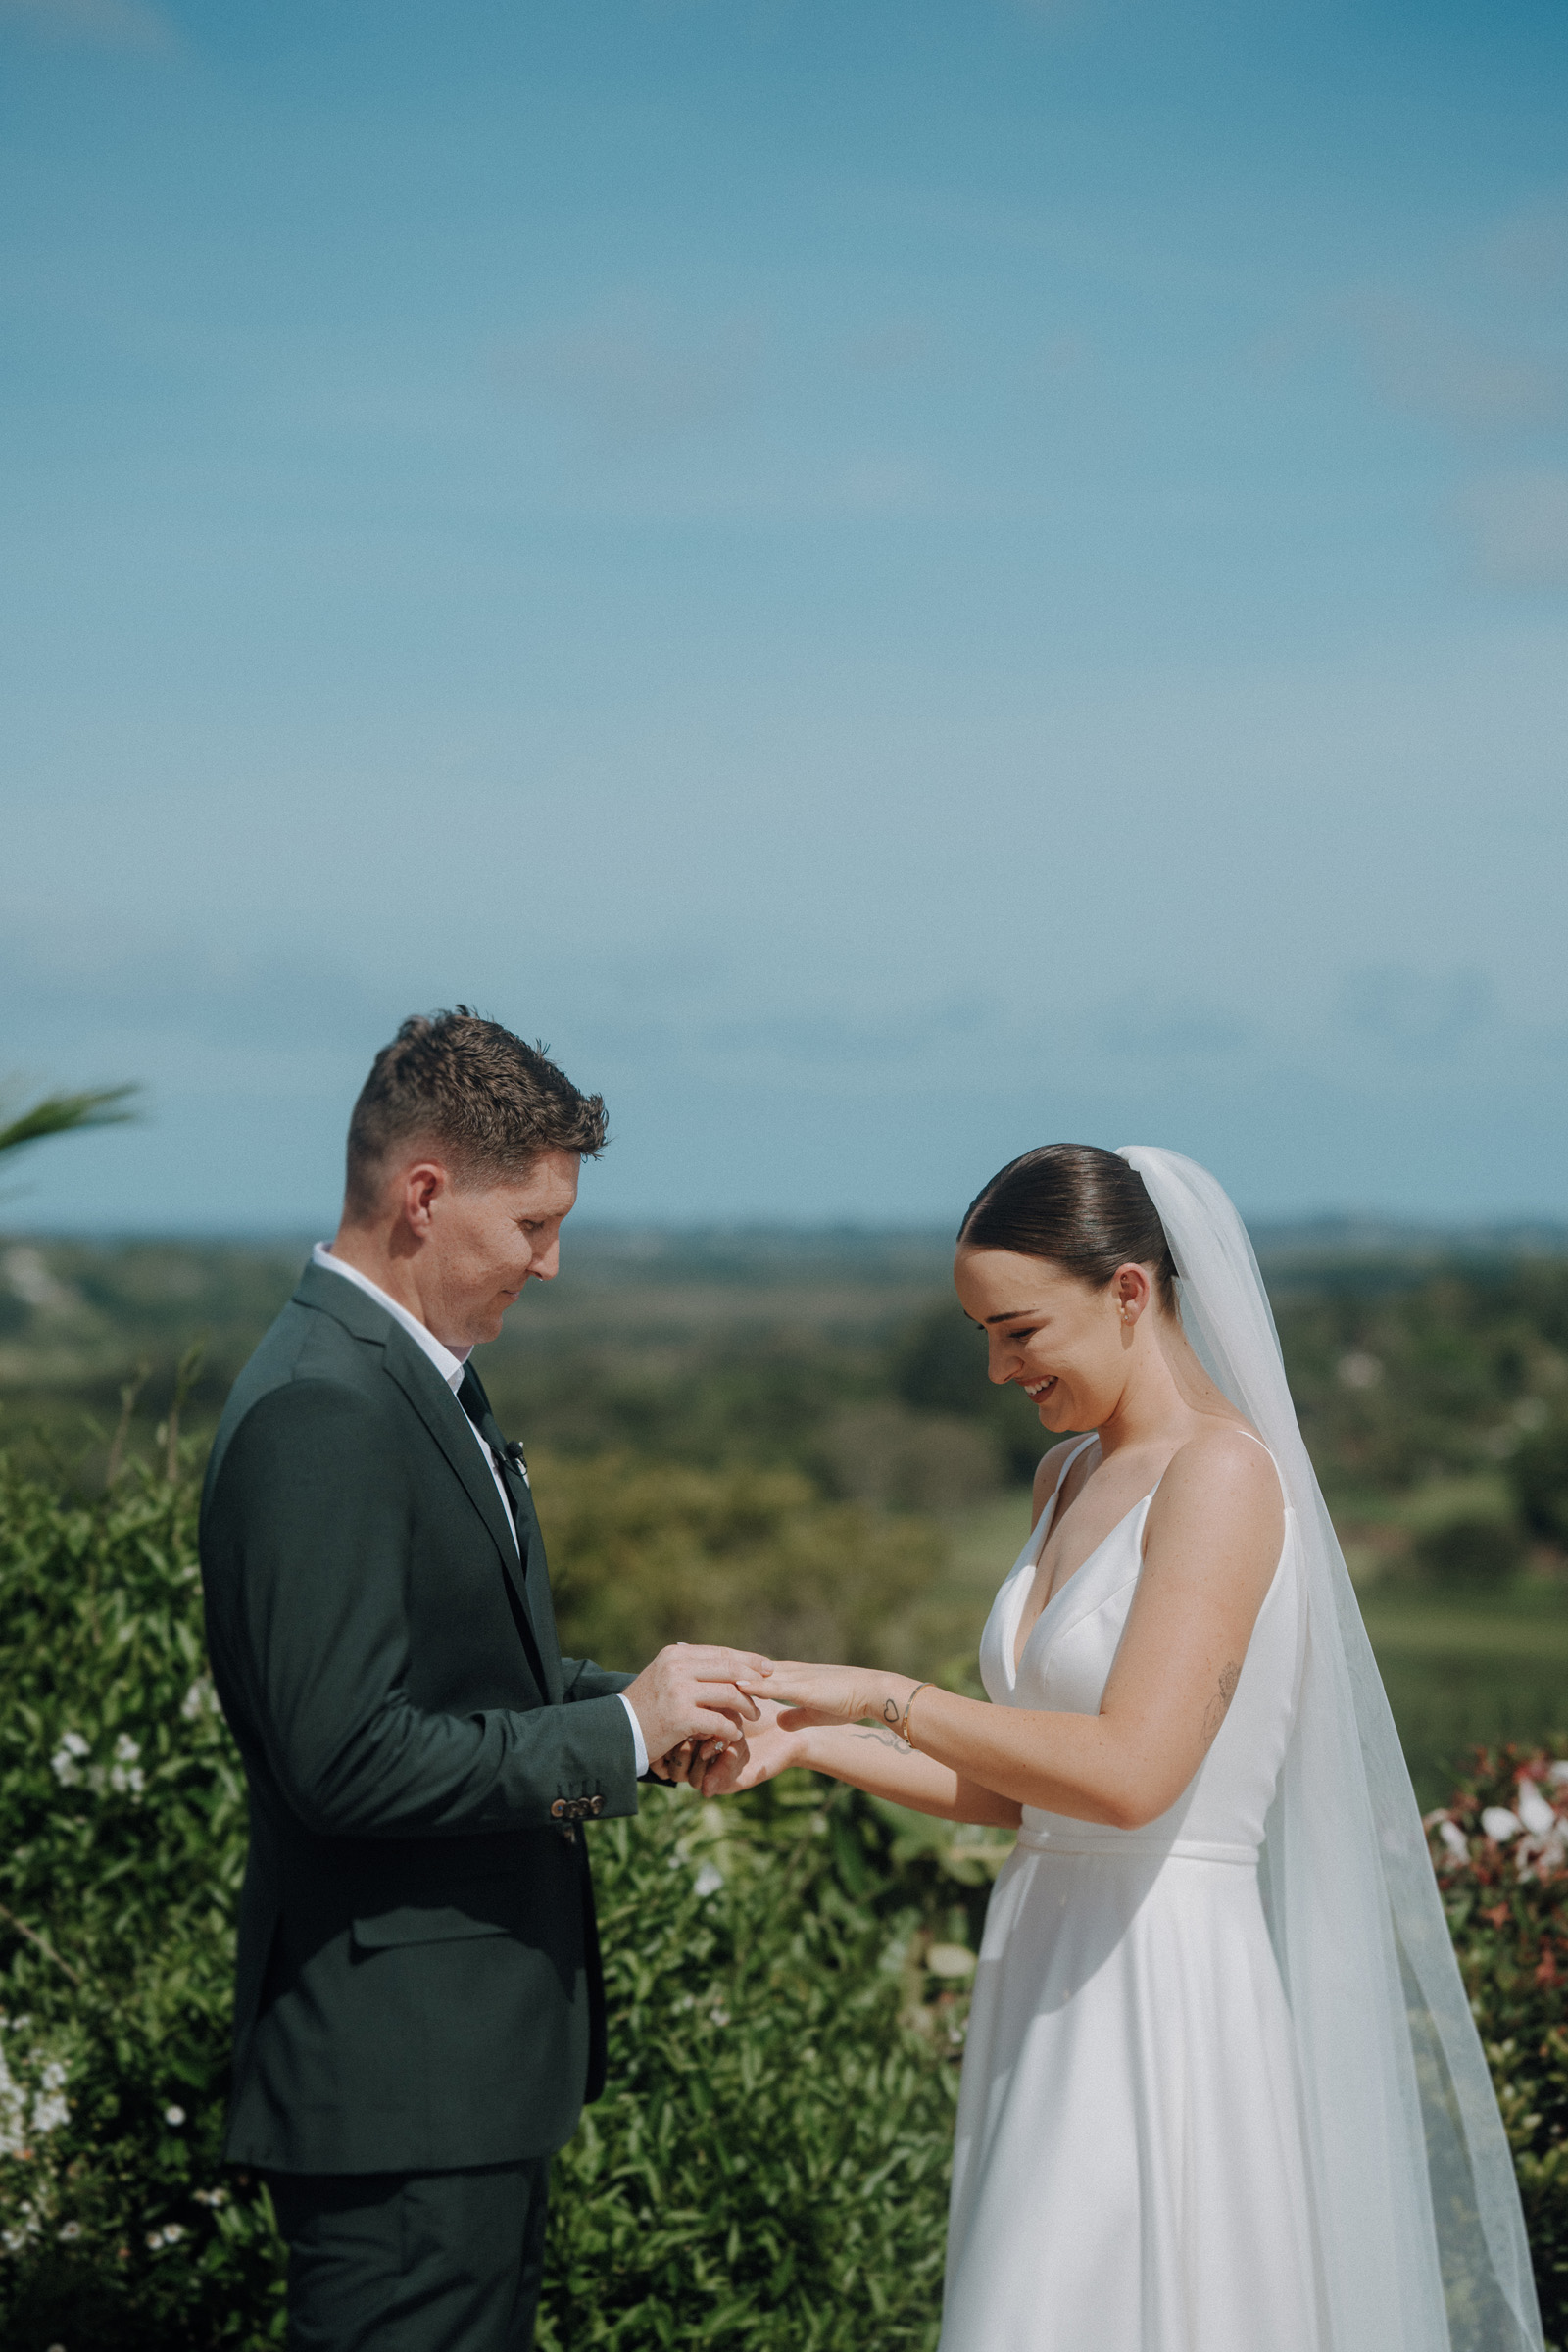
(617, 1691, 650, 1778)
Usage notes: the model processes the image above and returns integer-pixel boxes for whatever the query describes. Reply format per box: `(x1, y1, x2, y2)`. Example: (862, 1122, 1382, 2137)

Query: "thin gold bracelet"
(899, 1681, 932, 1749)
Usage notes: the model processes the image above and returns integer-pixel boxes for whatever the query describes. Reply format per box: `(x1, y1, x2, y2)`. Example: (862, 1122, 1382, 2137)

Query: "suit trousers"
(268, 2158, 550, 2352)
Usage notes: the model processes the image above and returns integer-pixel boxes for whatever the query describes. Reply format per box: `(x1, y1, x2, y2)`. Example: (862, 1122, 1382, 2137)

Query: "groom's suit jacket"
(198, 1261, 640, 2177)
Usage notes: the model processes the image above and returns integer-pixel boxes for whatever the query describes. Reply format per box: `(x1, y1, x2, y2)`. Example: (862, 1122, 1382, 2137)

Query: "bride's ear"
(1111, 1263, 1152, 1330)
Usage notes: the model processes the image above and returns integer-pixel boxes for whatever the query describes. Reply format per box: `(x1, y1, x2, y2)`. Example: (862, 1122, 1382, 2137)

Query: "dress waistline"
(1014, 1827, 1259, 1866)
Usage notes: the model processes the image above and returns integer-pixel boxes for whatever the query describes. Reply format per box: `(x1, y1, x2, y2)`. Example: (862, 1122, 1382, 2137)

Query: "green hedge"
(1, 1442, 1566, 2346)
(1428, 1741, 1568, 2334)
(0, 1446, 994, 2350)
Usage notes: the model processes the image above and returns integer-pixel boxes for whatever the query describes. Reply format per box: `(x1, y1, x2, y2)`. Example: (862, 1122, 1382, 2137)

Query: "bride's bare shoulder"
(1152, 1424, 1284, 1550)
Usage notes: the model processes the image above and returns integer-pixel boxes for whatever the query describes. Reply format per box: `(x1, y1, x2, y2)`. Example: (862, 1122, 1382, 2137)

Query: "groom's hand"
(622, 1644, 772, 1767)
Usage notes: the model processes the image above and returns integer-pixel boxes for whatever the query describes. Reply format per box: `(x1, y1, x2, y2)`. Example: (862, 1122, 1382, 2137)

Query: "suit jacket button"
(550, 1799, 566, 1819)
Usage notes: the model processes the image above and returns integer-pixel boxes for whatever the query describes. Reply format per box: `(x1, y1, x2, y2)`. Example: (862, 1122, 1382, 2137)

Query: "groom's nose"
(527, 1233, 563, 1282)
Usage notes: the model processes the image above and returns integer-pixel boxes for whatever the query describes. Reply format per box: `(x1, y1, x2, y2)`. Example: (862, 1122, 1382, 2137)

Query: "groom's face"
(417, 1148, 581, 1348)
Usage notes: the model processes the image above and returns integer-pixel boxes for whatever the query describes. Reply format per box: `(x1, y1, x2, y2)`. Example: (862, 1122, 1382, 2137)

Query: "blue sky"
(3, 0, 1566, 1231)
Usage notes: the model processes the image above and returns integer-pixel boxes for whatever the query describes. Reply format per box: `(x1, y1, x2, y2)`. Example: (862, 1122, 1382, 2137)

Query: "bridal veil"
(1117, 1147, 1543, 2352)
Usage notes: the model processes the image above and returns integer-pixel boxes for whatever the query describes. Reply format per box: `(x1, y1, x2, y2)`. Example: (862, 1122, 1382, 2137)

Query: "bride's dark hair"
(959, 1144, 1179, 1314)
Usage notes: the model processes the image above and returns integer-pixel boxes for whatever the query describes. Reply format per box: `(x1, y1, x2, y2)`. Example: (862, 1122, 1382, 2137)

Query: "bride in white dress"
(704, 1145, 1543, 2352)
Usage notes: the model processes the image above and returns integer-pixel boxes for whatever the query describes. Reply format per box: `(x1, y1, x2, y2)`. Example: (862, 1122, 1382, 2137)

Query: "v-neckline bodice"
(1008, 1440, 1156, 1686)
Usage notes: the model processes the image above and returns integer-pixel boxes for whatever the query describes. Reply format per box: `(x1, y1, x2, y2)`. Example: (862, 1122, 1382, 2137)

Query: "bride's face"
(954, 1246, 1137, 1432)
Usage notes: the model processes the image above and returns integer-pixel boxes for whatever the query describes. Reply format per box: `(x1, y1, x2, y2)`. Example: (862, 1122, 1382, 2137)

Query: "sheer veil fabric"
(1117, 1148, 1543, 2352)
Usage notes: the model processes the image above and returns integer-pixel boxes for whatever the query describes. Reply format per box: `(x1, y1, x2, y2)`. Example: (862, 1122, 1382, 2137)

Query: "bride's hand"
(735, 1660, 906, 1732)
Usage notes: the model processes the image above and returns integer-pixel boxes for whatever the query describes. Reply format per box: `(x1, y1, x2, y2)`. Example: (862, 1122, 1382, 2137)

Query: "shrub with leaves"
(0, 1439, 995, 2350)
(0, 1442, 284, 2350)
(1429, 1741, 1568, 2344)
(534, 1447, 943, 1670)
(7, 1429, 1568, 2347)
(539, 1778, 1003, 2351)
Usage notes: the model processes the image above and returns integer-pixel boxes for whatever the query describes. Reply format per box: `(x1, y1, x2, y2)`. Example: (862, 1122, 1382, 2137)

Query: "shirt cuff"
(617, 1691, 650, 1778)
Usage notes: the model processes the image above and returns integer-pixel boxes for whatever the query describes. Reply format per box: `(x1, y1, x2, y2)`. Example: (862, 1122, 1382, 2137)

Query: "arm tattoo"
(854, 1728, 912, 1755)
(1201, 1661, 1242, 1746)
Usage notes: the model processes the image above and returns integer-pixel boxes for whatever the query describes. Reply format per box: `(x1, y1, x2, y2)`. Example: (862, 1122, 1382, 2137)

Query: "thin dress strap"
(1034, 1432, 1100, 1546)
(1222, 1424, 1289, 1509)
(1051, 1432, 1101, 1495)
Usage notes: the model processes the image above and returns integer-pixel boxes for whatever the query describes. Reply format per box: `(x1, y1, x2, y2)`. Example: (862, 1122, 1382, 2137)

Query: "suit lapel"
(293, 1265, 554, 1691)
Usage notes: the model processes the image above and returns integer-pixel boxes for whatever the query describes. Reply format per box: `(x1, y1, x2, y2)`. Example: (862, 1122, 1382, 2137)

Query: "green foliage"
(539, 1781, 995, 2351)
(1430, 1742, 1568, 2343)
(1413, 1515, 1527, 1591)
(889, 1301, 1047, 1483)
(1514, 1420, 1568, 1548)
(0, 1443, 284, 2350)
(535, 1447, 943, 1667)
(0, 1445, 992, 2349)
(0, 1085, 140, 1164)
(1275, 1260, 1568, 1502)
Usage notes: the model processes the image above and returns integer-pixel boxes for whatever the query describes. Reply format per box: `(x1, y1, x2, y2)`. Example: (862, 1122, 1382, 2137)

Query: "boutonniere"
(504, 1439, 530, 1488)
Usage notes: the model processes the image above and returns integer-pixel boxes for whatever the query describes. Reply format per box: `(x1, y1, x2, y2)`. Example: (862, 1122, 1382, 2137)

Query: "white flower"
(164, 2104, 186, 2127)
(1482, 1806, 1522, 1842)
(109, 1762, 145, 1798)
(193, 2184, 229, 2208)
(31, 2088, 70, 2134)
(57, 2221, 81, 2241)
(50, 1733, 89, 1787)
(113, 1735, 141, 1765)
(181, 1679, 217, 1721)
(162, 2222, 185, 2244)
(1438, 1820, 1470, 1859)
(693, 1863, 724, 1900)
(1519, 1780, 1558, 1837)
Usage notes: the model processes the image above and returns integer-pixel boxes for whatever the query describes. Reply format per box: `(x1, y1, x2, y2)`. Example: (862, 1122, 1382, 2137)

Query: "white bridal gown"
(941, 1435, 1323, 2352)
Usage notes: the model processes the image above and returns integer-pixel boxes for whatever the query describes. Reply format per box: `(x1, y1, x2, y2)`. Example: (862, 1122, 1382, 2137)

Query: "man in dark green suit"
(200, 1010, 765, 2350)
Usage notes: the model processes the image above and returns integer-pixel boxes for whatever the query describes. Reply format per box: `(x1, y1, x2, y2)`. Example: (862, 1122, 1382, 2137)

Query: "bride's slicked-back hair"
(959, 1144, 1179, 1314)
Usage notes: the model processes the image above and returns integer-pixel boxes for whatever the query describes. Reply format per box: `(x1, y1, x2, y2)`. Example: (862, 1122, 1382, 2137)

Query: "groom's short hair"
(344, 1007, 608, 1220)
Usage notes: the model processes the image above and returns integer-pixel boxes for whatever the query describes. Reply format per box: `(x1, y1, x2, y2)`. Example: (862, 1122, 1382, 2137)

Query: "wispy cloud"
(1341, 966, 1494, 1060)
(1464, 469, 1568, 590)
(1098, 1004, 1253, 1061)
(494, 299, 765, 451)
(0, 0, 177, 51)
(1349, 293, 1568, 436)
(842, 318, 938, 374)
(1479, 192, 1568, 296)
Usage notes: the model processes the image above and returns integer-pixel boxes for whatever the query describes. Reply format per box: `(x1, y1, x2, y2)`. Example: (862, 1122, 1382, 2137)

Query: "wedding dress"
(939, 1149, 1542, 2352)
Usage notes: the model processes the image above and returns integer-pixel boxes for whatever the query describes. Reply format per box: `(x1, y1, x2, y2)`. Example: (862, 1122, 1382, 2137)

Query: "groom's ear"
(395, 1155, 453, 1238)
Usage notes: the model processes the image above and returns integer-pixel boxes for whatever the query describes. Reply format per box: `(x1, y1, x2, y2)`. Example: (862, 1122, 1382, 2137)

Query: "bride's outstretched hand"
(734, 1661, 888, 1731)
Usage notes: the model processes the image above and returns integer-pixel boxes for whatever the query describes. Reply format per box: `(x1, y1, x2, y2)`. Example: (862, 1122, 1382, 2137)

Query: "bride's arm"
(697, 1700, 1022, 1826)
(738, 1431, 1284, 1833)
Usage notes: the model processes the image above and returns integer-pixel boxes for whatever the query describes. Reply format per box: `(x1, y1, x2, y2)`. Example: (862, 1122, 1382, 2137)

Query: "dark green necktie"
(457, 1368, 563, 1700)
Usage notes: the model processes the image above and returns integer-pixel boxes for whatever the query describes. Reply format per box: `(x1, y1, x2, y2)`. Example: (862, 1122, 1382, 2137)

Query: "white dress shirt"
(312, 1245, 648, 1774)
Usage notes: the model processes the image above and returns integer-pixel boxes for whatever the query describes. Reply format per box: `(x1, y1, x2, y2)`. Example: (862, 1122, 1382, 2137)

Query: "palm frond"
(0, 1085, 142, 1161)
